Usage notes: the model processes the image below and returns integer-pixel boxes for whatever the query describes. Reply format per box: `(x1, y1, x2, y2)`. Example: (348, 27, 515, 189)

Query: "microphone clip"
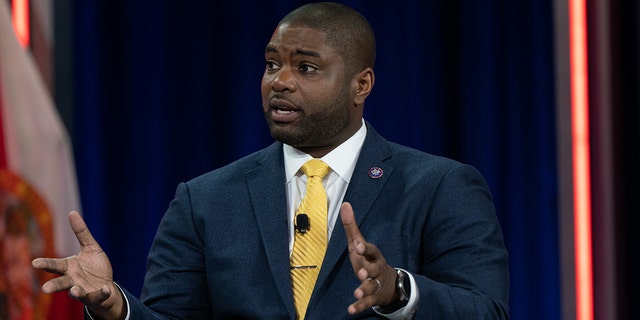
(295, 213, 309, 234)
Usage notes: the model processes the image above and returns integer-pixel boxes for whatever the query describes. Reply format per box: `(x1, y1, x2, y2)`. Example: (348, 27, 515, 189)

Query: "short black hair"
(279, 2, 376, 74)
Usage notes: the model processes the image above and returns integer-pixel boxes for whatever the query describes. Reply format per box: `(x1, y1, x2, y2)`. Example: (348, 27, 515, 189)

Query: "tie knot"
(301, 159, 330, 179)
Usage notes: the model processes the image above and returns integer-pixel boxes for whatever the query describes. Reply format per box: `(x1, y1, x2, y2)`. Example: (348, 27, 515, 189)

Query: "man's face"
(261, 23, 361, 155)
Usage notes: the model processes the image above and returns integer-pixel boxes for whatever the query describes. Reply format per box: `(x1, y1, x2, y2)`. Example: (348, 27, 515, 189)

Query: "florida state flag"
(0, 1, 83, 318)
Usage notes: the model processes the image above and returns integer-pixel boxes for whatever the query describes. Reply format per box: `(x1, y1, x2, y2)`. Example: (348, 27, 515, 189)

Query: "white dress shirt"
(283, 121, 367, 252)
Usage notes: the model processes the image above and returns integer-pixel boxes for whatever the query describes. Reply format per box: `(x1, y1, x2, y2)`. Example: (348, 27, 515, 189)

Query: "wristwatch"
(396, 269, 411, 303)
(379, 269, 411, 313)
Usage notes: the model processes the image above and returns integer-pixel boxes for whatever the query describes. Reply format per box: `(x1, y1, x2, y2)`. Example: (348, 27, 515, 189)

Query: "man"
(33, 2, 509, 319)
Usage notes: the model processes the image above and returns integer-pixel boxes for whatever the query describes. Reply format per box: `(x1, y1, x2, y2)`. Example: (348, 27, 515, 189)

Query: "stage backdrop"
(63, 1, 559, 319)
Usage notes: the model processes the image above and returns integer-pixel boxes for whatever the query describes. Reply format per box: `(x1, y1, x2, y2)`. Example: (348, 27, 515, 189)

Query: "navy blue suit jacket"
(122, 124, 509, 319)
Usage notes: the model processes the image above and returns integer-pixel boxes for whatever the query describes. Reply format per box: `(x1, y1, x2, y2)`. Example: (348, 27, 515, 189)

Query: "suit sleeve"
(126, 182, 212, 319)
(411, 163, 510, 319)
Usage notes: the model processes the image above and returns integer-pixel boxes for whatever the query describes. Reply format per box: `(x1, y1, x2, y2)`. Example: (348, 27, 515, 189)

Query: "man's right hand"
(32, 211, 126, 320)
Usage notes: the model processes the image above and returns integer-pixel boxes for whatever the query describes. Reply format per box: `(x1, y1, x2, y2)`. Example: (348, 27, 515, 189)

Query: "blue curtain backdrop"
(68, 1, 559, 319)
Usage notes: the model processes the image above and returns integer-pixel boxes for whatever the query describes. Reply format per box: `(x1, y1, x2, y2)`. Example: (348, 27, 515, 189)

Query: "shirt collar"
(284, 119, 367, 183)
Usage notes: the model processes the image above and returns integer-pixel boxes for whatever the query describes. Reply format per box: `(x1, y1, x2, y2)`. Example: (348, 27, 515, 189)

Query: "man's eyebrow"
(264, 45, 320, 59)
(294, 49, 320, 58)
(265, 45, 278, 54)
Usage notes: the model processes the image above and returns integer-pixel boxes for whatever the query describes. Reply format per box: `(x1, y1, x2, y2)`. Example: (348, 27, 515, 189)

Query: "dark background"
(51, 0, 639, 319)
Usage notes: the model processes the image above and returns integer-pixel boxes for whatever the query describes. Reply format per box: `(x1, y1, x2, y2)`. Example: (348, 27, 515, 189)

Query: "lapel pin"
(368, 167, 383, 179)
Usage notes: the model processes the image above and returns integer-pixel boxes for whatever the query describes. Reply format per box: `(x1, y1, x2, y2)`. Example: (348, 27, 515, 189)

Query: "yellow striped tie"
(291, 159, 330, 319)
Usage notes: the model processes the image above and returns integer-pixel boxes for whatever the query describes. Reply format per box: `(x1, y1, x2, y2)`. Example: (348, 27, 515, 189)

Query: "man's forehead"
(269, 23, 328, 46)
(267, 25, 333, 51)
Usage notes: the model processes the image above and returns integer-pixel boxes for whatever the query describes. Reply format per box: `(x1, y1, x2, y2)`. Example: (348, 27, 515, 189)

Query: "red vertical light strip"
(11, 0, 30, 47)
(0, 64, 6, 169)
(568, 0, 594, 320)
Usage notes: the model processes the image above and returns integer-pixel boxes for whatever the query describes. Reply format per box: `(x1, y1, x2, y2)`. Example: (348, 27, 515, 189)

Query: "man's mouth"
(269, 98, 301, 122)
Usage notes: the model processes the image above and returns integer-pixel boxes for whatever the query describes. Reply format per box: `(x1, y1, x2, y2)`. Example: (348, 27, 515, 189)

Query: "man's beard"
(265, 102, 351, 149)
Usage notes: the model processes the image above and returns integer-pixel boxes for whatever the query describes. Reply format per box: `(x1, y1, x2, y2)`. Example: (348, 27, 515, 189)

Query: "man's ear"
(354, 67, 374, 106)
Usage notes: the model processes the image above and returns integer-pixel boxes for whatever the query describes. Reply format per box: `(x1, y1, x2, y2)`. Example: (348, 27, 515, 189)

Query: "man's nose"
(271, 67, 296, 92)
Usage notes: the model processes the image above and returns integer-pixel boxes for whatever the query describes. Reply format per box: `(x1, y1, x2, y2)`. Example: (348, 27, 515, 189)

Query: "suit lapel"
(247, 126, 395, 317)
(315, 125, 394, 297)
(246, 142, 297, 318)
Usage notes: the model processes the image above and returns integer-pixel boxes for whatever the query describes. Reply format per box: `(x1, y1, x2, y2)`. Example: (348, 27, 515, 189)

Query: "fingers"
(348, 293, 379, 315)
(35, 262, 112, 305)
(70, 284, 111, 305)
(349, 278, 385, 315)
(341, 201, 385, 280)
(340, 202, 365, 254)
(353, 268, 388, 298)
(41, 274, 74, 294)
(68, 211, 99, 248)
(341, 203, 383, 258)
(355, 277, 381, 299)
(369, 277, 382, 295)
(349, 271, 396, 315)
(31, 211, 122, 317)
(341, 202, 399, 315)
(32, 257, 68, 274)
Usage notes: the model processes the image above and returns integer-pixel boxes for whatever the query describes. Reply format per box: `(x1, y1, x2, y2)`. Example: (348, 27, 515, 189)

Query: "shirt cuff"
(84, 282, 131, 320)
(372, 268, 419, 320)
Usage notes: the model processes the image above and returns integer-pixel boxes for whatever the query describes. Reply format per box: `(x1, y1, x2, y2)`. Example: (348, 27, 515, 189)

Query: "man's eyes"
(266, 61, 280, 71)
(265, 61, 318, 73)
(298, 64, 318, 73)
